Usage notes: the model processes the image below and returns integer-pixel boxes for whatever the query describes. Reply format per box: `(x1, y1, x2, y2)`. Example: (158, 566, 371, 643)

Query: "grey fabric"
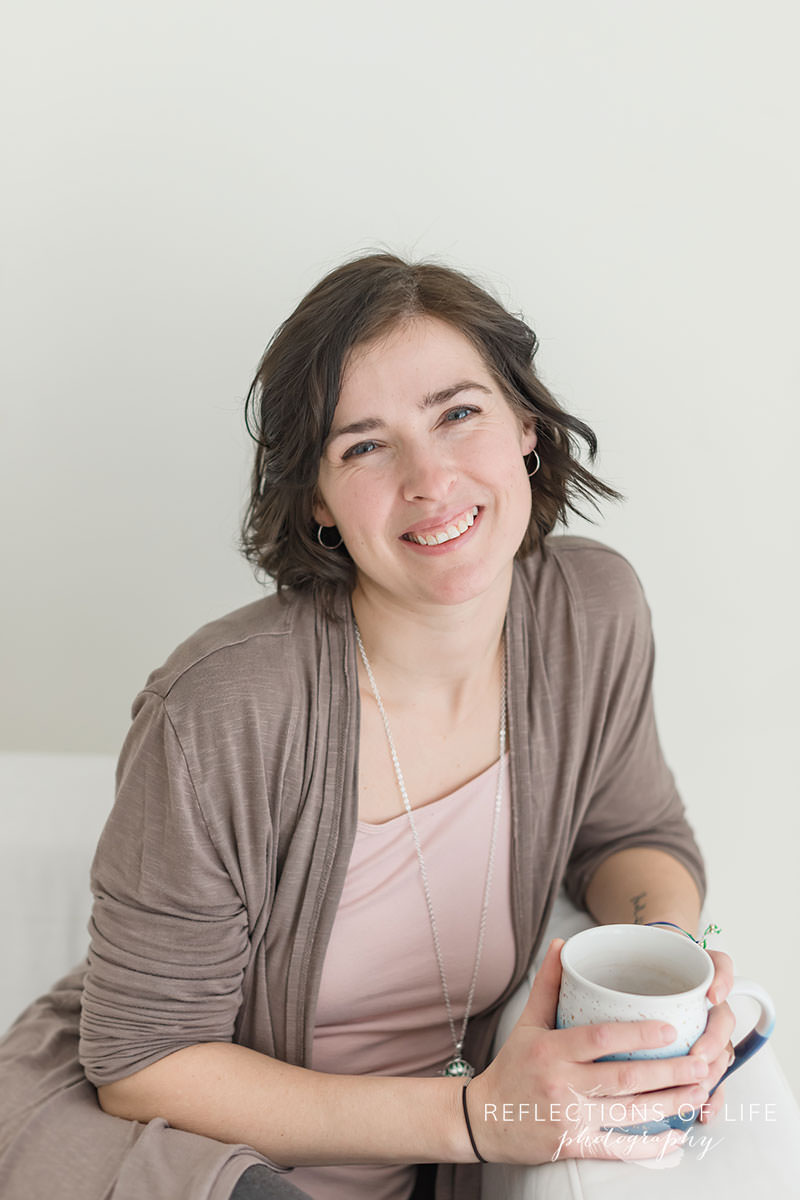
(229, 1165, 313, 1199)
(0, 536, 706, 1200)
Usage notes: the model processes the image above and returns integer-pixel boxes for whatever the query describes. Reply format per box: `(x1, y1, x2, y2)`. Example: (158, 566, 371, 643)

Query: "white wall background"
(3, 0, 798, 1097)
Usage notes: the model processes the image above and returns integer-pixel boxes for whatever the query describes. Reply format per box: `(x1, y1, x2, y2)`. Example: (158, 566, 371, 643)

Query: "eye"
(342, 439, 379, 460)
(444, 405, 478, 423)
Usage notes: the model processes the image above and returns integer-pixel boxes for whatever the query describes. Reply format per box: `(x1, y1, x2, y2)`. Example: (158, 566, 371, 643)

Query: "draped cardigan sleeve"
(79, 689, 256, 1085)
(557, 540, 706, 907)
(80, 584, 363, 1087)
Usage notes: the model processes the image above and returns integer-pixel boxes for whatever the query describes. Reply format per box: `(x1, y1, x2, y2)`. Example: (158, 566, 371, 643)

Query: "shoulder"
(515, 534, 651, 638)
(544, 534, 647, 607)
(137, 586, 327, 711)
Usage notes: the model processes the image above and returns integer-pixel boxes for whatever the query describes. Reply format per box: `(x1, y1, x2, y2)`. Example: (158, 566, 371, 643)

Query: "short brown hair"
(240, 252, 623, 613)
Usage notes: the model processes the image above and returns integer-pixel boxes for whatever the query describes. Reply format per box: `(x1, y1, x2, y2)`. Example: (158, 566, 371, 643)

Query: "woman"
(0, 253, 735, 1200)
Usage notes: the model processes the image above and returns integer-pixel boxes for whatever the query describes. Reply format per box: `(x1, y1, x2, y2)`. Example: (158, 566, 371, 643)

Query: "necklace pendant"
(443, 1054, 475, 1079)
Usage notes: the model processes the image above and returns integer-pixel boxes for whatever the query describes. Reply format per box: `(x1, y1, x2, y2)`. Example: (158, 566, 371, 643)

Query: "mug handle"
(708, 977, 776, 1095)
(613, 978, 775, 1134)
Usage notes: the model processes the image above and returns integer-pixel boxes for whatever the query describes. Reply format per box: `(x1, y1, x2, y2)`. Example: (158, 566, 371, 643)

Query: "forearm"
(97, 1041, 470, 1167)
(583, 847, 702, 933)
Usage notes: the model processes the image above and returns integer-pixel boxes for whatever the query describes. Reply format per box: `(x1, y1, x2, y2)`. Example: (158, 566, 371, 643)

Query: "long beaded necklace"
(353, 622, 507, 1079)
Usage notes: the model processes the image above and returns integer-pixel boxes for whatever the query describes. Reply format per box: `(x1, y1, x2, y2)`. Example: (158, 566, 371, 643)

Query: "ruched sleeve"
(562, 552, 706, 910)
(79, 690, 251, 1087)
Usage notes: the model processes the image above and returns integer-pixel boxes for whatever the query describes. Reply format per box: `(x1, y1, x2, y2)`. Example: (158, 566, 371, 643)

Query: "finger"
(698, 1083, 725, 1124)
(700, 1042, 736, 1096)
(707, 1054, 730, 1094)
(691, 1000, 736, 1066)
(591, 1079, 710, 1127)
(562, 1017, 679, 1065)
(706, 949, 734, 1005)
(523, 939, 565, 1030)
(576, 1048, 709, 1098)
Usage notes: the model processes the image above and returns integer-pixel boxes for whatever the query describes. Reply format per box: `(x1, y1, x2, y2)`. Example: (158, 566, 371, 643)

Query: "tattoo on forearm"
(631, 892, 647, 924)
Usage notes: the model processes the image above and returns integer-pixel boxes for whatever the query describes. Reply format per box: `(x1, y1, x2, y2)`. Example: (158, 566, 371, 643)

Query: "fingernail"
(691, 1086, 708, 1103)
(660, 1024, 676, 1042)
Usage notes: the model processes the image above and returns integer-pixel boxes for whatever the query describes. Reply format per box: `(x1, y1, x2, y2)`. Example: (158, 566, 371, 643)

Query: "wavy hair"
(240, 252, 624, 614)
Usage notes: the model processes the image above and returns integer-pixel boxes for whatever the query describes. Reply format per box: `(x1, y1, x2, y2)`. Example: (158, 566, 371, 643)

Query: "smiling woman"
(240, 253, 624, 615)
(313, 317, 538, 613)
(1, 251, 731, 1200)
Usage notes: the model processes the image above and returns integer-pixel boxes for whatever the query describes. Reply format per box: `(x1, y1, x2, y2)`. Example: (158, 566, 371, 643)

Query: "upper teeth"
(404, 507, 478, 546)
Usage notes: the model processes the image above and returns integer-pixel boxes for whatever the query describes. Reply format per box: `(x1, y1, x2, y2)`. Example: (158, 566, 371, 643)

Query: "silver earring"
(317, 524, 344, 550)
(526, 449, 541, 477)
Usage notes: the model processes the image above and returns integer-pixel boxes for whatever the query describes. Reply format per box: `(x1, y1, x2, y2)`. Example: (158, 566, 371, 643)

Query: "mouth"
(400, 506, 480, 547)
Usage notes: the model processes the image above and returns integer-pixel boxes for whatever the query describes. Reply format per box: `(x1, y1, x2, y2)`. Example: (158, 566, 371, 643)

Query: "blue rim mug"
(556, 924, 776, 1134)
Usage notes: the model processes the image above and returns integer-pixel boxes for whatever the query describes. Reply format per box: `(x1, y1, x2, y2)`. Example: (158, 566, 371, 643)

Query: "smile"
(401, 506, 479, 546)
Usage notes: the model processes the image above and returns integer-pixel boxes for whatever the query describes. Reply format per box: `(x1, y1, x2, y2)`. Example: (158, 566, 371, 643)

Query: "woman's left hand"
(688, 948, 736, 1123)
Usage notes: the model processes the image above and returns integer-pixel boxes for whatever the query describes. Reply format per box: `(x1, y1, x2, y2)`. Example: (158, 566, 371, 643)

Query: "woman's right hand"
(467, 939, 711, 1164)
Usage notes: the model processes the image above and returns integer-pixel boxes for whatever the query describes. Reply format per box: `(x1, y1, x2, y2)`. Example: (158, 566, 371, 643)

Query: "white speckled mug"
(557, 924, 775, 1131)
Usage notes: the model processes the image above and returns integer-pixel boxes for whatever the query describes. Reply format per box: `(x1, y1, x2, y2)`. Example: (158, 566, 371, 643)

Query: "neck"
(350, 568, 512, 715)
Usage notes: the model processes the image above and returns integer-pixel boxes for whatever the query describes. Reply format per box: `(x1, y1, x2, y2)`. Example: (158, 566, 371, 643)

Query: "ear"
(521, 420, 537, 456)
(312, 489, 335, 527)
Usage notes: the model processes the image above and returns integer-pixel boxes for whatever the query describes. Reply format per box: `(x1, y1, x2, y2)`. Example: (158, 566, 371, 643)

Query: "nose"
(400, 444, 457, 503)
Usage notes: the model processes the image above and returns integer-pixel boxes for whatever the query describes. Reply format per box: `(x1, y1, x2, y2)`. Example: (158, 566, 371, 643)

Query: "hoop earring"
(317, 524, 344, 550)
(525, 449, 541, 478)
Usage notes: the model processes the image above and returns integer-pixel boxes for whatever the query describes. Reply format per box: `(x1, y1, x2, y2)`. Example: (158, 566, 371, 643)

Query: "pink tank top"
(290, 754, 515, 1200)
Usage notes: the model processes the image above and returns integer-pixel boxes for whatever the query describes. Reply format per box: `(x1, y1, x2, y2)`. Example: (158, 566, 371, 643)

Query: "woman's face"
(313, 316, 537, 612)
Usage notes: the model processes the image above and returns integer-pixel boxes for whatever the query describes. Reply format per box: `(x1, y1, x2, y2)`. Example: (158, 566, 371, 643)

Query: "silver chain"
(353, 621, 507, 1067)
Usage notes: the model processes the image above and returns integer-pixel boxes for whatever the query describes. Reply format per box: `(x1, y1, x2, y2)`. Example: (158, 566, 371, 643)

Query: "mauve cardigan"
(0, 536, 705, 1200)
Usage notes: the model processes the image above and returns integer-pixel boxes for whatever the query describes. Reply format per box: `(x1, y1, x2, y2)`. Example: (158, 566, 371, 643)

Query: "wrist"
(439, 1076, 479, 1163)
(461, 1081, 487, 1163)
(456, 1071, 494, 1163)
(640, 914, 701, 937)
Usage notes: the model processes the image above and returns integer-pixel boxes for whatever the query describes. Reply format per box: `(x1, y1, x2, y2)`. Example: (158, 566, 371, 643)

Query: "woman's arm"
(98, 949, 704, 1168)
(98, 1046, 470, 1167)
(583, 846, 702, 935)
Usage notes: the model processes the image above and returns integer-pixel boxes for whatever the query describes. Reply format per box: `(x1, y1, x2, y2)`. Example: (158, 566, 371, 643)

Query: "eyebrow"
(325, 379, 492, 445)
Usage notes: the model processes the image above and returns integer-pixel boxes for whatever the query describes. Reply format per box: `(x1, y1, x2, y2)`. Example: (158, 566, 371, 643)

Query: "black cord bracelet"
(462, 1082, 486, 1164)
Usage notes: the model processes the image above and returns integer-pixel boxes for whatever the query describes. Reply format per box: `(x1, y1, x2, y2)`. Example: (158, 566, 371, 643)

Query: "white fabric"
(0, 753, 115, 1032)
(2, 753, 799, 1198)
(481, 1045, 799, 1198)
